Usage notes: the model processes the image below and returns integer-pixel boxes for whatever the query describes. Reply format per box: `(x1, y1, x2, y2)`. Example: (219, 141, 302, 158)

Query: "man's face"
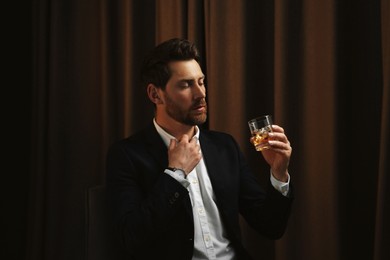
(159, 59, 207, 126)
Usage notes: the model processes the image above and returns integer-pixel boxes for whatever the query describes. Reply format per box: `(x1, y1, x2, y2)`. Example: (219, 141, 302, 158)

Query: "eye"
(179, 82, 190, 88)
(198, 77, 206, 87)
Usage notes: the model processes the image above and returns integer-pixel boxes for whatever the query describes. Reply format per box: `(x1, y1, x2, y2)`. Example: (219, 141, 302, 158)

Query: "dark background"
(3, 1, 389, 260)
(4, 2, 32, 259)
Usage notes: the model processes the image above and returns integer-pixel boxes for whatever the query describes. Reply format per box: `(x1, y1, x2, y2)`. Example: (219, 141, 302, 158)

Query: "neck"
(155, 116, 196, 139)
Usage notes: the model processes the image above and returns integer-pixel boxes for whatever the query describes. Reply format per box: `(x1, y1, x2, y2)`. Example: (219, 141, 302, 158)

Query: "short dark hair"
(140, 38, 201, 90)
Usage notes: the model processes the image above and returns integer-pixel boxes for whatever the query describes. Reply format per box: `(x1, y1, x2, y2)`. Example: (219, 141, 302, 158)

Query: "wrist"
(271, 170, 289, 183)
(167, 166, 186, 176)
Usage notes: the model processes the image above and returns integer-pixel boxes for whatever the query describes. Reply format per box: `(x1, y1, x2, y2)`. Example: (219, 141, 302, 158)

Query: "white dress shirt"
(153, 119, 290, 260)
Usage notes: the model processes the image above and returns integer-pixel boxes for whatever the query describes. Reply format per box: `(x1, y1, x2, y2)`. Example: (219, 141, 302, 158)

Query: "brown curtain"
(28, 0, 389, 259)
(374, 1, 390, 260)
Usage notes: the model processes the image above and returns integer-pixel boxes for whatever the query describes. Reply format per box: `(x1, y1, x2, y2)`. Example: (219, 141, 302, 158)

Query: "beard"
(164, 94, 208, 126)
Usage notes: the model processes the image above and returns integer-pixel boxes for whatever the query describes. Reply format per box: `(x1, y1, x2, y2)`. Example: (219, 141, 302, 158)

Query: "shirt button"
(174, 192, 180, 198)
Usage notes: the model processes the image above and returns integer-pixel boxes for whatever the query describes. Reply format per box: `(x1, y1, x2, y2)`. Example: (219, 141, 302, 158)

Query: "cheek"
(165, 87, 194, 107)
(174, 92, 193, 104)
(165, 93, 188, 108)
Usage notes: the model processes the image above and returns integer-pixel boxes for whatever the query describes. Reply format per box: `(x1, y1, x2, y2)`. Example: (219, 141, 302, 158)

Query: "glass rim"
(248, 114, 272, 123)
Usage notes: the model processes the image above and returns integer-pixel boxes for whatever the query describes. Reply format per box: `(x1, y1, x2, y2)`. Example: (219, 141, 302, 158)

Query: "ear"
(147, 84, 163, 104)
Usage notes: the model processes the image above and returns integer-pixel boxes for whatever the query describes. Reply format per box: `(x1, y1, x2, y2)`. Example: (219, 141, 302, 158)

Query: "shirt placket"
(188, 170, 216, 259)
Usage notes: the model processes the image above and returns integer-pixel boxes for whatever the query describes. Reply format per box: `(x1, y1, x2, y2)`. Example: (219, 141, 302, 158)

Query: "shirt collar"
(153, 118, 200, 147)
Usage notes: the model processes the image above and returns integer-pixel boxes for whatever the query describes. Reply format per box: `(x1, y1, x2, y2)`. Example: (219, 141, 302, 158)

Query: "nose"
(193, 83, 206, 99)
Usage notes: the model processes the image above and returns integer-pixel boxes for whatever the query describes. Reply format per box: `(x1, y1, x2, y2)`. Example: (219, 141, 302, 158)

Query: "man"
(106, 38, 293, 260)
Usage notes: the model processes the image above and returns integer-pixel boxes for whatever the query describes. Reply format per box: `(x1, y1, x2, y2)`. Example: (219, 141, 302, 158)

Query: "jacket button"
(174, 192, 180, 198)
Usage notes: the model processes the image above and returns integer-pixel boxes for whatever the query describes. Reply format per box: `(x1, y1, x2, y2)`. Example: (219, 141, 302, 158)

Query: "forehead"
(168, 59, 204, 79)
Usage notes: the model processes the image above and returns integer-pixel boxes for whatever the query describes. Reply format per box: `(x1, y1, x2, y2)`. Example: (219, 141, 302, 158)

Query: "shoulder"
(107, 124, 159, 155)
(201, 129, 235, 141)
(200, 128, 240, 150)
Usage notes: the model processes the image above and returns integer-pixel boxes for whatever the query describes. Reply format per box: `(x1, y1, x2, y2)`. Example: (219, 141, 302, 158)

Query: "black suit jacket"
(106, 123, 293, 260)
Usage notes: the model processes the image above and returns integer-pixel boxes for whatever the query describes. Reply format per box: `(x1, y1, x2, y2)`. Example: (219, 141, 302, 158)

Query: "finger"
(268, 140, 291, 149)
(268, 140, 292, 151)
(271, 125, 285, 133)
(168, 139, 177, 150)
(190, 136, 198, 144)
(179, 134, 190, 143)
(269, 132, 288, 143)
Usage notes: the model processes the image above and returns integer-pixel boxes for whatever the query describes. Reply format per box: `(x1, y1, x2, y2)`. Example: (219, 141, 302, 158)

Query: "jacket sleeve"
(233, 136, 294, 239)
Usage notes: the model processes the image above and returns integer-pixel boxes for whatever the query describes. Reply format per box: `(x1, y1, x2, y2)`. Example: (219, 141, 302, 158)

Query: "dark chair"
(85, 185, 126, 260)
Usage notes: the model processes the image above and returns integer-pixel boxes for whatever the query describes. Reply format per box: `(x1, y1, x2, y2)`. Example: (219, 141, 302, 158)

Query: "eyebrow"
(178, 75, 205, 83)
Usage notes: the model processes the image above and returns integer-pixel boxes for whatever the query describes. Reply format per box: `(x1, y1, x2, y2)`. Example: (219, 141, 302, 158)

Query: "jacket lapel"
(142, 123, 169, 170)
(199, 132, 226, 197)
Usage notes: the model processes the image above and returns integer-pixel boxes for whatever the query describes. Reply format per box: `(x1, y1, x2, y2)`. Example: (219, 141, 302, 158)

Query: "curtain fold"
(374, 1, 390, 259)
(28, 0, 389, 259)
(274, 0, 339, 259)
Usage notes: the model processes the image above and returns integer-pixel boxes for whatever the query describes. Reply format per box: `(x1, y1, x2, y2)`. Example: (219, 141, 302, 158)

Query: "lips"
(194, 106, 205, 112)
(192, 101, 207, 112)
